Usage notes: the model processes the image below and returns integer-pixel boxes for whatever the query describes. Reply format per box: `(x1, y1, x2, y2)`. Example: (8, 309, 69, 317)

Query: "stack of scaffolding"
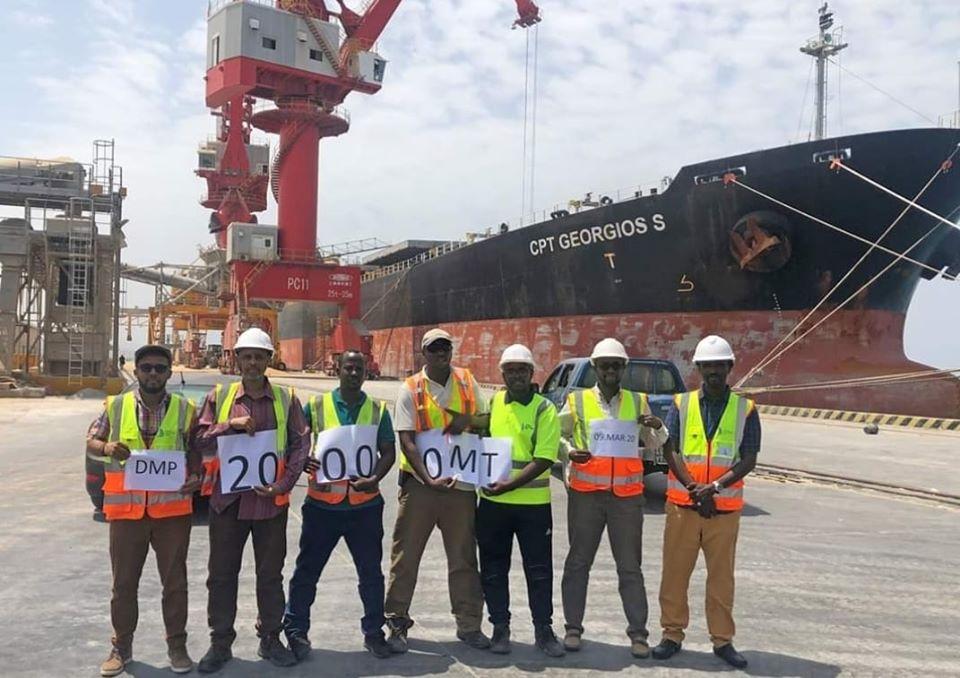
(0, 141, 126, 394)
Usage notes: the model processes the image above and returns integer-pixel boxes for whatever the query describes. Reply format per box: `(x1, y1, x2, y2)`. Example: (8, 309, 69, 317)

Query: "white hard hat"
(590, 337, 629, 363)
(692, 335, 735, 364)
(234, 327, 275, 353)
(499, 343, 536, 368)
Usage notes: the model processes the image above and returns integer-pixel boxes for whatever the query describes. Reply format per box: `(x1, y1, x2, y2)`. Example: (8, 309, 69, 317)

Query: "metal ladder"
(65, 198, 95, 384)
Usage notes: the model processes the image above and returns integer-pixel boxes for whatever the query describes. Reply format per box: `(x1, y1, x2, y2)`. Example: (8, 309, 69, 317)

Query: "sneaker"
(257, 635, 297, 668)
(386, 619, 410, 654)
(563, 630, 582, 652)
(99, 647, 130, 677)
(197, 645, 232, 674)
(534, 625, 566, 658)
(364, 633, 392, 659)
(286, 633, 311, 662)
(630, 638, 650, 659)
(489, 624, 511, 655)
(651, 638, 682, 660)
(456, 629, 492, 650)
(168, 646, 194, 674)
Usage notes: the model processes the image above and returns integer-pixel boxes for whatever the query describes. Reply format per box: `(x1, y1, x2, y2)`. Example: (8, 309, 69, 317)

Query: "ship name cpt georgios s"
(528, 213, 667, 256)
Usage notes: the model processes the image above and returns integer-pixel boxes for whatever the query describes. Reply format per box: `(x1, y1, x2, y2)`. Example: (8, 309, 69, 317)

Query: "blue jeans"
(283, 500, 385, 638)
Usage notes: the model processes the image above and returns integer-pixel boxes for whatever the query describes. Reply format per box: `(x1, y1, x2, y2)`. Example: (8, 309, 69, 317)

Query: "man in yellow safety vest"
(558, 337, 668, 659)
(283, 350, 397, 661)
(448, 344, 566, 657)
(86, 344, 201, 676)
(652, 335, 760, 670)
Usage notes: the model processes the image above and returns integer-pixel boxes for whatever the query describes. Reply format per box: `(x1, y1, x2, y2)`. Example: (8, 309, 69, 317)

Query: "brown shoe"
(169, 646, 194, 674)
(563, 630, 582, 652)
(631, 638, 650, 658)
(100, 647, 130, 677)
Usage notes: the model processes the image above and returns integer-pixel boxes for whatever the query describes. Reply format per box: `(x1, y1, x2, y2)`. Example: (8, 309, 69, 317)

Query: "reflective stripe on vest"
(103, 392, 194, 521)
(307, 392, 384, 506)
(666, 390, 752, 511)
(401, 368, 477, 491)
(486, 391, 554, 505)
(200, 382, 293, 506)
(567, 388, 649, 497)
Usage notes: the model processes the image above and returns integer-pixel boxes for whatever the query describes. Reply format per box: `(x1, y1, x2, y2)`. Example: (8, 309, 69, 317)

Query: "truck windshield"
(580, 362, 680, 395)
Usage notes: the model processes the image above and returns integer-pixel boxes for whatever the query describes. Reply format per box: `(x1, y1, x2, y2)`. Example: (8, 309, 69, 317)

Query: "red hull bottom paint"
(367, 310, 960, 418)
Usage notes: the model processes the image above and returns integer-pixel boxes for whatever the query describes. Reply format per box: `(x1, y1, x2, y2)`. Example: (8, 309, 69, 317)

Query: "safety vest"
(486, 390, 556, 505)
(567, 388, 650, 497)
(400, 367, 478, 490)
(102, 391, 195, 521)
(666, 390, 754, 511)
(307, 392, 386, 506)
(200, 381, 293, 507)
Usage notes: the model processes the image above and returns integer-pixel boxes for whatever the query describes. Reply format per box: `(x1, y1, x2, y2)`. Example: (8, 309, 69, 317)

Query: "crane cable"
(519, 23, 539, 227)
(740, 367, 960, 395)
(736, 147, 960, 387)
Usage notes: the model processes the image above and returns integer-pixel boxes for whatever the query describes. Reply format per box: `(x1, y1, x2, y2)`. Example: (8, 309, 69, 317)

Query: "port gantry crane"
(198, 0, 401, 371)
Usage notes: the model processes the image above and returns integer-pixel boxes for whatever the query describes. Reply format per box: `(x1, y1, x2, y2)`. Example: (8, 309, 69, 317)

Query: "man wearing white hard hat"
(557, 337, 668, 659)
(194, 327, 311, 672)
(651, 335, 760, 670)
(385, 328, 490, 652)
(446, 344, 566, 657)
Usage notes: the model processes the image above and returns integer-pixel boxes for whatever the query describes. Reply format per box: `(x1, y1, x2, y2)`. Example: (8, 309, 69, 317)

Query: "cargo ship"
(358, 126, 960, 418)
(283, 5, 960, 417)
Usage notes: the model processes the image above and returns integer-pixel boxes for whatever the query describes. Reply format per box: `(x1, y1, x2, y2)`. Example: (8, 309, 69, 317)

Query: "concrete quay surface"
(0, 377, 958, 677)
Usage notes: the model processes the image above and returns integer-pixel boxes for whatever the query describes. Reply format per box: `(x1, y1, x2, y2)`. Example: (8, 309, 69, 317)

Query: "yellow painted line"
(755, 404, 960, 431)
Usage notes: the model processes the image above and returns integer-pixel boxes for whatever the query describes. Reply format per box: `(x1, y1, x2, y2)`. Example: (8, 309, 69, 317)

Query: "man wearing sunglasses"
(384, 328, 490, 652)
(86, 344, 202, 676)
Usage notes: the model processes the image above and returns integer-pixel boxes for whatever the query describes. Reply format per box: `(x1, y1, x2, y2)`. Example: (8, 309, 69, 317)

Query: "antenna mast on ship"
(800, 3, 848, 140)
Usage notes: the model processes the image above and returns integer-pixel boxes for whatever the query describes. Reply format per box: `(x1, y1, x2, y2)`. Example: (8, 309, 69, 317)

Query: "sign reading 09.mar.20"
(312, 425, 380, 483)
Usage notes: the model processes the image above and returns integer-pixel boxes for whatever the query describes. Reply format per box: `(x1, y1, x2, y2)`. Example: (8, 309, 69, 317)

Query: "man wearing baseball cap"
(384, 328, 491, 652)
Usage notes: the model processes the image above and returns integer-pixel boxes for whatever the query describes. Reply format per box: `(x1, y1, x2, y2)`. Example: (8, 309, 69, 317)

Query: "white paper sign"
(217, 429, 279, 494)
(313, 424, 379, 483)
(588, 419, 641, 459)
(415, 430, 514, 487)
(123, 450, 186, 492)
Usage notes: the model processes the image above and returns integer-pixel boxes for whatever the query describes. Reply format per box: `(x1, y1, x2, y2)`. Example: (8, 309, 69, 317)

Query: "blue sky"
(1, 0, 959, 368)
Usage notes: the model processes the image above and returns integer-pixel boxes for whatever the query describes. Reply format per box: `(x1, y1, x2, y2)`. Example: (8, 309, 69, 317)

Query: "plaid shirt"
(87, 390, 201, 474)
(665, 388, 761, 456)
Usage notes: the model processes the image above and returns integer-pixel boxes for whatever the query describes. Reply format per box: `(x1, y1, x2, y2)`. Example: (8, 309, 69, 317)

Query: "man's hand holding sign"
(569, 411, 664, 464)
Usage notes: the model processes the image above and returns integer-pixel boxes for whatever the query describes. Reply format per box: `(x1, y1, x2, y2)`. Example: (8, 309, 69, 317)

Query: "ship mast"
(800, 3, 848, 140)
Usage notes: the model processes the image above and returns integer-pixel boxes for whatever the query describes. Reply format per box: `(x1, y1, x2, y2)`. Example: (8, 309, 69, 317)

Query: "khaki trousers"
(562, 489, 648, 641)
(109, 513, 192, 653)
(384, 476, 484, 633)
(658, 501, 740, 647)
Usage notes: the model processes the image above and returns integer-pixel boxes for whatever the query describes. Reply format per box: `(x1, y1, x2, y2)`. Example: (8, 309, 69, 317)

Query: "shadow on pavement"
(647, 648, 841, 677)
(412, 637, 640, 673)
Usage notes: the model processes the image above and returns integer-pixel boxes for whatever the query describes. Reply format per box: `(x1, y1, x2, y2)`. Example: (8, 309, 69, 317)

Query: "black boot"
(534, 625, 566, 658)
(714, 643, 748, 669)
(651, 638, 682, 660)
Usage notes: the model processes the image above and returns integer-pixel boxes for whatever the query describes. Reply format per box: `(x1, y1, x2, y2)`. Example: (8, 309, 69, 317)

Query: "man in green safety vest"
(448, 343, 566, 657)
(283, 350, 397, 661)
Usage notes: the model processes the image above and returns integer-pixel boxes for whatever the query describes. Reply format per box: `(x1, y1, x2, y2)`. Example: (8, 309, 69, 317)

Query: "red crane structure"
(513, 0, 542, 28)
(198, 0, 401, 369)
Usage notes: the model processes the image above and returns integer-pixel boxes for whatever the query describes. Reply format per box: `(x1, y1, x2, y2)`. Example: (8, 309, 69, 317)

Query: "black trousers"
(476, 498, 553, 627)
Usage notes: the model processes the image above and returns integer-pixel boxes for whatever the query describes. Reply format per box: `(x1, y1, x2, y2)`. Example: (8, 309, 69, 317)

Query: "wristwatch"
(711, 480, 723, 494)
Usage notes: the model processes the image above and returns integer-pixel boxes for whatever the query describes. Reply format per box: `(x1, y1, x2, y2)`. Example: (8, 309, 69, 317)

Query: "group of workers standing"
(87, 325, 760, 676)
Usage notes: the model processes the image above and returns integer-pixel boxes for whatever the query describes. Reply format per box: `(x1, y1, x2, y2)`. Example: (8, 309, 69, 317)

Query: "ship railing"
(361, 240, 469, 282)
(937, 110, 960, 129)
(250, 99, 351, 124)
